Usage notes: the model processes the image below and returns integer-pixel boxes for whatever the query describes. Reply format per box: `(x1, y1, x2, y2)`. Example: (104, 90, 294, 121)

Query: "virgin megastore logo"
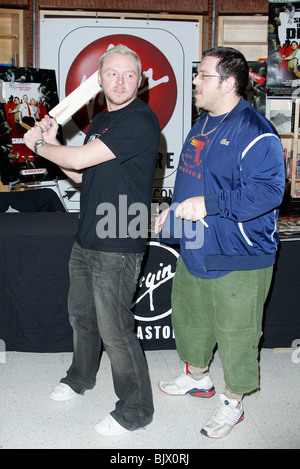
(65, 34, 177, 133)
(132, 242, 179, 343)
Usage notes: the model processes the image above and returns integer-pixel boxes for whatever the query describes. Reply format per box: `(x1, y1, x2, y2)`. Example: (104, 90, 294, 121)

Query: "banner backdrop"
(40, 17, 200, 200)
(132, 241, 179, 350)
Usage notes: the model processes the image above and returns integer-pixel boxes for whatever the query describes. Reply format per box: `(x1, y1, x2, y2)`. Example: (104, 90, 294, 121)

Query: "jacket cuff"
(205, 194, 220, 215)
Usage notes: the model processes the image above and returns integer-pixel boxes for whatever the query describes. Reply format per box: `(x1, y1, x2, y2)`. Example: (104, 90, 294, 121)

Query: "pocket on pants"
(214, 270, 259, 333)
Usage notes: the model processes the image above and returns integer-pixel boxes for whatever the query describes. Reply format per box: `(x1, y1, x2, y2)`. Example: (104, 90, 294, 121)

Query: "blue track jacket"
(163, 97, 285, 278)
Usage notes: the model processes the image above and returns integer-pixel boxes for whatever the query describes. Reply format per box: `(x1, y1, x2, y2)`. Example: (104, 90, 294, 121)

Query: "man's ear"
(97, 71, 102, 88)
(223, 75, 236, 94)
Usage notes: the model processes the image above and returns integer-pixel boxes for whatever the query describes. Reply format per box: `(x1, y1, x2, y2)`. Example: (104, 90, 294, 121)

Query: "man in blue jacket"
(155, 47, 285, 439)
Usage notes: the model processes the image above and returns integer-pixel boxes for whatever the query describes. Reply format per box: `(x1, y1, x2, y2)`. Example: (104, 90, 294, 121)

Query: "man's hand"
(154, 197, 208, 234)
(38, 115, 59, 143)
(23, 115, 59, 153)
(23, 124, 44, 152)
(154, 208, 170, 234)
(175, 196, 207, 222)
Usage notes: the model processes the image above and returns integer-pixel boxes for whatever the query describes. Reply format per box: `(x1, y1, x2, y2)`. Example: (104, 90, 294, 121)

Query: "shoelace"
(174, 374, 194, 387)
(212, 400, 241, 426)
(175, 373, 210, 390)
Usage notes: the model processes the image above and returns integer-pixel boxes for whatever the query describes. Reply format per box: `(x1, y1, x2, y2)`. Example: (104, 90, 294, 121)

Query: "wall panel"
(218, 15, 268, 60)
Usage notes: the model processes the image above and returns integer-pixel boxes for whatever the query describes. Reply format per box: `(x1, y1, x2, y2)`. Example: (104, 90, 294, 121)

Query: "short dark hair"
(203, 46, 249, 97)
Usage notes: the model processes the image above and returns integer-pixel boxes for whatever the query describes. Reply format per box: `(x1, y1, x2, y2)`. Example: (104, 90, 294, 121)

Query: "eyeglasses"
(192, 71, 227, 81)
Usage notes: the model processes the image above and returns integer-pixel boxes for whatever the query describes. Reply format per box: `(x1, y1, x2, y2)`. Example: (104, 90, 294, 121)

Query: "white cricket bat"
(49, 71, 100, 125)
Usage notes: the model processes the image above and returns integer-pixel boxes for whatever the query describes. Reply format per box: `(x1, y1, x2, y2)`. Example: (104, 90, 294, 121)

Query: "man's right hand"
(154, 208, 170, 234)
(37, 115, 59, 143)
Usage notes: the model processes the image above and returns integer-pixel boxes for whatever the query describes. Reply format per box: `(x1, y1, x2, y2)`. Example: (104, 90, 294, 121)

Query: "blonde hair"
(99, 44, 142, 76)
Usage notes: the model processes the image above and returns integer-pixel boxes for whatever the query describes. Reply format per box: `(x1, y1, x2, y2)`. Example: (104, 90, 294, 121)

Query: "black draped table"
(0, 212, 299, 352)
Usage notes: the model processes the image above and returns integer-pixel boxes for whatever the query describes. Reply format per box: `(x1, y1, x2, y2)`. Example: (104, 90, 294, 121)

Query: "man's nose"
(116, 74, 125, 84)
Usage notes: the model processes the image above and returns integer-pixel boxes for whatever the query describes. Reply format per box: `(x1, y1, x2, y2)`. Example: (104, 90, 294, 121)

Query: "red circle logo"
(65, 34, 177, 133)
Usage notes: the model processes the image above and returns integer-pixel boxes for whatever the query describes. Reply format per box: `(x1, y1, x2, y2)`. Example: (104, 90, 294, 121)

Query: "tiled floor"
(0, 348, 299, 449)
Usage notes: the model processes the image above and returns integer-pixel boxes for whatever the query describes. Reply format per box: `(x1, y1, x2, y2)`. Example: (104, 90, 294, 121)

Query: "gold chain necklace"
(200, 112, 229, 136)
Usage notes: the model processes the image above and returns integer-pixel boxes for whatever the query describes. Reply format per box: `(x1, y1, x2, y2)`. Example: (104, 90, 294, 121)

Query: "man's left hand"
(175, 196, 207, 222)
(23, 125, 44, 153)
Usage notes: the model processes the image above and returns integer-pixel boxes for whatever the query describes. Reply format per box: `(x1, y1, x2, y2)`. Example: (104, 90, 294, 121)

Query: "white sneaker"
(95, 414, 130, 437)
(158, 367, 215, 397)
(200, 393, 244, 438)
(50, 383, 78, 401)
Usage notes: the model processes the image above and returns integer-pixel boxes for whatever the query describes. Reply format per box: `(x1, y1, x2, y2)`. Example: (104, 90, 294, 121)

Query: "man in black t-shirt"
(24, 45, 160, 436)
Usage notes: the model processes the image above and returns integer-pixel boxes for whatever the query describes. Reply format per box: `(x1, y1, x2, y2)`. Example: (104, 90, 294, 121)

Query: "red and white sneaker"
(158, 365, 215, 398)
(200, 393, 244, 438)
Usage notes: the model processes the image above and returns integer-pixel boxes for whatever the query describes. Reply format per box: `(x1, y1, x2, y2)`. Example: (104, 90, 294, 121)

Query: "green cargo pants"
(171, 257, 273, 395)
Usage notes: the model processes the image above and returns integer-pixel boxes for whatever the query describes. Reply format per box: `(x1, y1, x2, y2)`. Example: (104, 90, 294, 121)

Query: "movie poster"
(247, 61, 268, 116)
(268, 0, 300, 95)
(0, 66, 63, 184)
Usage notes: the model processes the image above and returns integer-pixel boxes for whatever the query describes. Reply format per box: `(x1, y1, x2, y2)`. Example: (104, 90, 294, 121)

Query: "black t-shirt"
(75, 98, 160, 253)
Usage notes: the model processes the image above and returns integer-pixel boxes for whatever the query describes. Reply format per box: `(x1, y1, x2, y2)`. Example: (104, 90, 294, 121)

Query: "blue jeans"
(61, 242, 154, 430)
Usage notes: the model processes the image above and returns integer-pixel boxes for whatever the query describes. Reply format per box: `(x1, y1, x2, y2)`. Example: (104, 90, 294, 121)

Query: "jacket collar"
(226, 97, 250, 120)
